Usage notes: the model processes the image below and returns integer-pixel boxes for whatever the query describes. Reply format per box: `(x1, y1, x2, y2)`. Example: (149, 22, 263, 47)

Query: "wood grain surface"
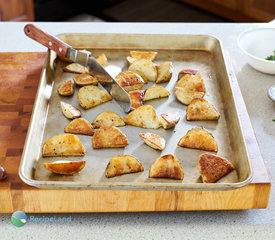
(0, 52, 271, 213)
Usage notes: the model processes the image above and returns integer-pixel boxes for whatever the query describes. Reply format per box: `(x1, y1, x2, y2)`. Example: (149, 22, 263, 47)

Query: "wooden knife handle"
(24, 24, 72, 57)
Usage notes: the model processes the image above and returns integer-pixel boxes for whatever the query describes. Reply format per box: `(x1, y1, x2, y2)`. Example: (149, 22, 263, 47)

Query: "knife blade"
(24, 24, 131, 113)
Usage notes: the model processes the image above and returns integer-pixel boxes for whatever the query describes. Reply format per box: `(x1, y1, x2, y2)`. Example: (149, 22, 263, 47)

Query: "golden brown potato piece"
(178, 127, 218, 152)
(174, 69, 205, 105)
(92, 111, 125, 128)
(112, 71, 144, 92)
(156, 61, 172, 83)
(60, 101, 81, 119)
(96, 53, 108, 67)
(128, 59, 157, 83)
(58, 80, 74, 96)
(186, 98, 220, 121)
(42, 134, 85, 156)
(64, 118, 94, 136)
(143, 86, 170, 102)
(127, 51, 158, 66)
(129, 90, 145, 110)
(44, 160, 86, 175)
(174, 87, 205, 106)
(198, 153, 235, 183)
(78, 85, 112, 109)
(63, 63, 89, 74)
(125, 105, 160, 129)
(130, 51, 158, 61)
(92, 126, 128, 149)
(149, 154, 183, 180)
(73, 73, 98, 86)
(177, 68, 199, 80)
(139, 133, 165, 150)
(159, 112, 180, 129)
(106, 155, 144, 178)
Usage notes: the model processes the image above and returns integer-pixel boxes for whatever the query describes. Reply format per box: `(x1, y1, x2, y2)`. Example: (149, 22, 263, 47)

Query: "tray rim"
(19, 33, 253, 191)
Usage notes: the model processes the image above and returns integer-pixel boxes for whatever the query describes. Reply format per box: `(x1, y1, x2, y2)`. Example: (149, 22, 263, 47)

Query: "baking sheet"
(19, 33, 252, 190)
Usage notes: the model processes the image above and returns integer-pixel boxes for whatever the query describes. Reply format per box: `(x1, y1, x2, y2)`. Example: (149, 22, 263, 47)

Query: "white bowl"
(238, 28, 275, 74)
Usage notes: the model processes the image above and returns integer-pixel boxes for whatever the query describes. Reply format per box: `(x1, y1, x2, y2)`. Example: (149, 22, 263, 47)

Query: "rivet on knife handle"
(24, 24, 72, 58)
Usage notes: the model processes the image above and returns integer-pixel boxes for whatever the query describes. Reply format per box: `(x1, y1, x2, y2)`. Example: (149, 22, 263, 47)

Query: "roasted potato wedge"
(58, 80, 74, 96)
(174, 87, 205, 106)
(96, 53, 108, 67)
(128, 59, 157, 83)
(176, 71, 205, 92)
(198, 153, 235, 183)
(73, 73, 98, 86)
(129, 90, 145, 110)
(63, 63, 89, 74)
(105, 155, 144, 178)
(64, 118, 94, 136)
(130, 51, 158, 61)
(60, 101, 81, 119)
(92, 111, 125, 128)
(186, 98, 220, 121)
(139, 132, 165, 150)
(178, 127, 218, 152)
(42, 134, 85, 156)
(159, 112, 180, 129)
(44, 160, 86, 175)
(178, 68, 199, 80)
(78, 85, 112, 109)
(174, 70, 205, 105)
(156, 61, 172, 83)
(143, 86, 170, 102)
(92, 126, 128, 149)
(149, 154, 183, 180)
(112, 71, 144, 92)
(125, 105, 160, 129)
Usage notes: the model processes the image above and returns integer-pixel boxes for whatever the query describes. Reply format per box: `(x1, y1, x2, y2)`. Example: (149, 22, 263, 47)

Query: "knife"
(24, 24, 131, 113)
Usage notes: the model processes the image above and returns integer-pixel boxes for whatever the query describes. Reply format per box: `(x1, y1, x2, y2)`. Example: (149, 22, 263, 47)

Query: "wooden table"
(0, 52, 271, 213)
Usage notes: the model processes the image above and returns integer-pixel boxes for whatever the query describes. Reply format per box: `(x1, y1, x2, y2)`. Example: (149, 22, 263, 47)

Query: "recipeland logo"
(11, 211, 27, 227)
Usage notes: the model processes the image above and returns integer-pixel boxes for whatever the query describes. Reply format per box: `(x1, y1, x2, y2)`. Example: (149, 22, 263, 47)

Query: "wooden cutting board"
(0, 52, 271, 213)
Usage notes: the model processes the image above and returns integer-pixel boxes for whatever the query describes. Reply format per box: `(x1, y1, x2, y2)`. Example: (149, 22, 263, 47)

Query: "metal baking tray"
(19, 33, 253, 190)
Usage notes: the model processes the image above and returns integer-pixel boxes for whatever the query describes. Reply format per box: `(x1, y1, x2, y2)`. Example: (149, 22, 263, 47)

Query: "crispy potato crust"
(77, 85, 112, 109)
(44, 160, 86, 175)
(186, 98, 220, 120)
(92, 111, 125, 128)
(178, 127, 218, 152)
(178, 68, 199, 80)
(64, 118, 94, 136)
(198, 153, 235, 183)
(129, 90, 145, 110)
(73, 73, 98, 86)
(63, 63, 89, 74)
(92, 126, 128, 149)
(105, 155, 144, 178)
(42, 134, 85, 156)
(156, 61, 172, 83)
(128, 58, 157, 82)
(60, 101, 81, 119)
(149, 154, 184, 180)
(143, 86, 170, 102)
(139, 133, 165, 150)
(159, 112, 180, 129)
(130, 51, 158, 61)
(125, 105, 160, 129)
(96, 53, 108, 67)
(58, 80, 74, 96)
(114, 71, 144, 92)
